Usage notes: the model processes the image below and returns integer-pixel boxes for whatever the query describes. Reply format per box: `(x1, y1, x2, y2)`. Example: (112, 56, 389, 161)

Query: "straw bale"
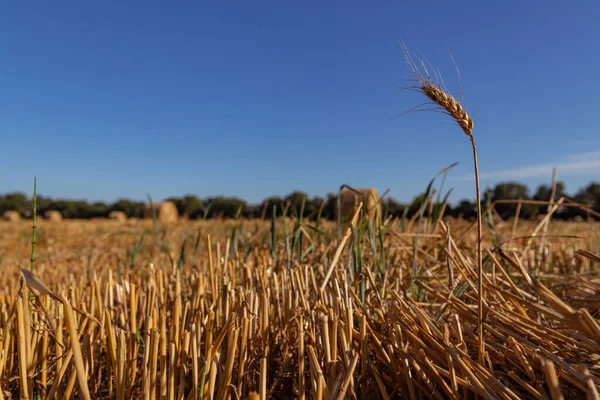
(335, 187, 382, 227)
(144, 201, 179, 224)
(108, 210, 128, 221)
(44, 210, 63, 222)
(2, 210, 21, 221)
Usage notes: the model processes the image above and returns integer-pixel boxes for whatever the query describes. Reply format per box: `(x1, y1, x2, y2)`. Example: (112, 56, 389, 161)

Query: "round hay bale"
(44, 210, 63, 222)
(2, 210, 21, 221)
(335, 188, 382, 227)
(144, 201, 178, 224)
(108, 210, 128, 221)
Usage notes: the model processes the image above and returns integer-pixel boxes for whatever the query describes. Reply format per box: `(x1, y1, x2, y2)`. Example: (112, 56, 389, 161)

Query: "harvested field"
(1, 214, 600, 399)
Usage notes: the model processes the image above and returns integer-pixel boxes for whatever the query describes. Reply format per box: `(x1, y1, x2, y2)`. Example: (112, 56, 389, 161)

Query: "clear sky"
(1, 0, 599, 205)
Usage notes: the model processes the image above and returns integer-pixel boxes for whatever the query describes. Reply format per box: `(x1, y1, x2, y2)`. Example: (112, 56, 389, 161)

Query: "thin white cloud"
(454, 151, 600, 181)
(562, 151, 600, 162)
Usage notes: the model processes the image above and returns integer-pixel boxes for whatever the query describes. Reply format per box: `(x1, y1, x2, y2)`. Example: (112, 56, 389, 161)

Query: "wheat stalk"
(399, 41, 485, 365)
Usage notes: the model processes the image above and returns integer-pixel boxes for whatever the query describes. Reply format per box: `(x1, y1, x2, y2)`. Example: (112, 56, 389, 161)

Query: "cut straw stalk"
(62, 294, 92, 400)
(320, 202, 364, 292)
(16, 297, 30, 400)
(149, 329, 160, 400)
(298, 316, 306, 400)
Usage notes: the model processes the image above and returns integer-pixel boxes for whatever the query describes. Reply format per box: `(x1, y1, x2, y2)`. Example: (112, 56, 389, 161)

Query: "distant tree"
(111, 199, 146, 218)
(283, 191, 324, 220)
(384, 198, 407, 219)
(571, 183, 600, 220)
(29, 195, 52, 217)
(4, 180, 600, 221)
(244, 204, 261, 219)
(453, 200, 477, 220)
(285, 191, 309, 218)
(533, 182, 566, 202)
(86, 202, 110, 218)
(491, 182, 535, 219)
(307, 196, 326, 220)
(262, 196, 286, 218)
(167, 195, 204, 219)
(48, 199, 77, 219)
(0, 192, 29, 214)
(204, 197, 247, 219)
(407, 193, 429, 217)
(321, 193, 337, 221)
(575, 183, 600, 209)
(50, 199, 107, 219)
(533, 181, 567, 218)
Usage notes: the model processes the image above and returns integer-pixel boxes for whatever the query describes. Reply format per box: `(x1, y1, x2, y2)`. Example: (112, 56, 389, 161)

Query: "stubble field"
(1, 214, 600, 399)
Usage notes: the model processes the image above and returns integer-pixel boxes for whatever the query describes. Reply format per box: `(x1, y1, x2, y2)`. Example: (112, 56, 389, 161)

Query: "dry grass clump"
(44, 210, 63, 222)
(108, 210, 128, 221)
(336, 188, 382, 227)
(2, 210, 21, 221)
(144, 200, 178, 224)
(0, 212, 599, 398)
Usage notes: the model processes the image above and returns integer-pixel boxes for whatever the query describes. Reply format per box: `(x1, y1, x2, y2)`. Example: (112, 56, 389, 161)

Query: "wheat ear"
(399, 42, 484, 366)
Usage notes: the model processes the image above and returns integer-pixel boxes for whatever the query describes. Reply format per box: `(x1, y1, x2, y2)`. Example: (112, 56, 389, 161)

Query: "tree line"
(1, 181, 599, 221)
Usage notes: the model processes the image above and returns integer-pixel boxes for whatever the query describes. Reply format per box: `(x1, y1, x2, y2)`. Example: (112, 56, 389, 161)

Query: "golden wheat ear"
(398, 42, 474, 138)
(420, 82, 474, 137)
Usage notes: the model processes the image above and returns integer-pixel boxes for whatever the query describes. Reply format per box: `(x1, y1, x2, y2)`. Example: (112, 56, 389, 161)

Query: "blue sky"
(1, 0, 599, 205)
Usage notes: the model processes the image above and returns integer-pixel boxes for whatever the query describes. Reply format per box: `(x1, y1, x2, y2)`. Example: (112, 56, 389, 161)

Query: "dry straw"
(108, 210, 128, 221)
(399, 41, 484, 365)
(144, 200, 179, 224)
(44, 210, 63, 222)
(336, 187, 382, 228)
(2, 210, 21, 221)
